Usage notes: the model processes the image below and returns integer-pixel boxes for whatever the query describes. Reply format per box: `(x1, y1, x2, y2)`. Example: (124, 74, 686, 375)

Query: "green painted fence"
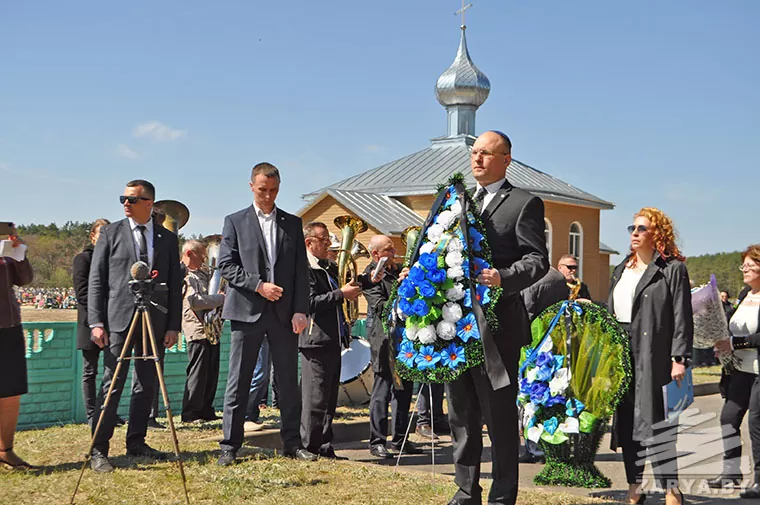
(19, 318, 367, 430)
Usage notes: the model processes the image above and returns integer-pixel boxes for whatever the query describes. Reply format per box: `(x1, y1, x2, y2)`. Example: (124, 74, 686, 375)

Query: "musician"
(448, 131, 548, 505)
(557, 255, 591, 300)
(217, 162, 313, 465)
(299, 222, 361, 458)
(363, 234, 423, 458)
(87, 179, 183, 473)
(180, 240, 225, 423)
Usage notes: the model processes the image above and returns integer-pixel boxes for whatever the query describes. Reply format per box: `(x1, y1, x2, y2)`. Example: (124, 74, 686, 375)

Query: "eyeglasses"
(471, 149, 507, 158)
(739, 264, 760, 273)
(560, 264, 578, 271)
(627, 225, 649, 234)
(120, 195, 152, 205)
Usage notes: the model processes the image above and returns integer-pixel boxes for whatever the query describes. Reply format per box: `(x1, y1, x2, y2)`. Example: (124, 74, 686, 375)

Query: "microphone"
(130, 261, 151, 281)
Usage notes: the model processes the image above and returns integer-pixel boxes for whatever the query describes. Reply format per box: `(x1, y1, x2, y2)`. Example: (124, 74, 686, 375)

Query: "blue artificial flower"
(466, 211, 477, 225)
(426, 267, 447, 284)
(419, 252, 438, 271)
(552, 355, 564, 371)
(443, 186, 458, 208)
(440, 343, 466, 370)
(463, 288, 472, 308)
(456, 313, 479, 342)
(411, 299, 430, 317)
(462, 260, 470, 277)
(397, 340, 417, 368)
(398, 298, 412, 316)
(566, 398, 585, 417)
(408, 266, 426, 285)
(473, 257, 490, 274)
(529, 382, 550, 405)
(468, 227, 484, 252)
(475, 284, 491, 306)
(536, 352, 554, 368)
(543, 417, 559, 435)
(415, 345, 441, 370)
(519, 377, 532, 395)
(398, 280, 417, 299)
(535, 364, 554, 382)
(545, 395, 566, 408)
(418, 280, 437, 298)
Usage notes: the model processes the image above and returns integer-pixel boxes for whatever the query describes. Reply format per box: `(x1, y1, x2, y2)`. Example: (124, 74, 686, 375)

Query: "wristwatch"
(671, 356, 691, 367)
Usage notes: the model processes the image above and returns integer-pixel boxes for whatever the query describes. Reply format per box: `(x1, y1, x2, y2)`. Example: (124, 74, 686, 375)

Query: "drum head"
(340, 337, 371, 383)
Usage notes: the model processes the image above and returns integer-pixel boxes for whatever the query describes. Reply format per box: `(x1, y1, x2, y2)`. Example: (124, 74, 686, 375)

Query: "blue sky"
(1, 0, 757, 261)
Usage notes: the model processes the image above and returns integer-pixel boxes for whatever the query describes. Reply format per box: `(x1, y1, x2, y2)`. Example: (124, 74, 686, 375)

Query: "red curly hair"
(628, 207, 685, 267)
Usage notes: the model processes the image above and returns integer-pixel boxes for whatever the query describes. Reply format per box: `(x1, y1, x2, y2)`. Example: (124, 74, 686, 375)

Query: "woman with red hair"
(608, 207, 692, 505)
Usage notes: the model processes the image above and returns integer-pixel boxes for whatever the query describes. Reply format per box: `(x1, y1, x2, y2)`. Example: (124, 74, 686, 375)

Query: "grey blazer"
(218, 205, 309, 325)
(88, 218, 182, 336)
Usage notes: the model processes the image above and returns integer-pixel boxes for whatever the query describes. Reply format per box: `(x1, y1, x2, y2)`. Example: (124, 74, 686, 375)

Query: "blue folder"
(662, 368, 694, 420)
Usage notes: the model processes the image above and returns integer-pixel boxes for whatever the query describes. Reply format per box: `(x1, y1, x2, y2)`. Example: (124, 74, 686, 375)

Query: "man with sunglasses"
(87, 179, 182, 473)
(557, 254, 591, 300)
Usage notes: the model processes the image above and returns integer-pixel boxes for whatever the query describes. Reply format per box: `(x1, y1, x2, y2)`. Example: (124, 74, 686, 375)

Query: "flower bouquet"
(385, 173, 499, 383)
(519, 300, 631, 488)
(691, 274, 737, 370)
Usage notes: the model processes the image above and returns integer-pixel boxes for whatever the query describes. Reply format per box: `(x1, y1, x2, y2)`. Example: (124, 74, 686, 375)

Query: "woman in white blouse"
(607, 207, 693, 505)
(712, 245, 760, 498)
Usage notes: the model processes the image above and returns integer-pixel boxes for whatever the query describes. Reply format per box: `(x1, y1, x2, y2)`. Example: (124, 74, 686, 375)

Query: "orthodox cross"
(455, 0, 473, 28)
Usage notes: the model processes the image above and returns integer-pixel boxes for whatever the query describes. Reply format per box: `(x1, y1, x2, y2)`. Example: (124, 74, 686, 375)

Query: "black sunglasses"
(120, 195, 152, 205)
(560, 264, 578, 271)
(627, 224, 649, 234)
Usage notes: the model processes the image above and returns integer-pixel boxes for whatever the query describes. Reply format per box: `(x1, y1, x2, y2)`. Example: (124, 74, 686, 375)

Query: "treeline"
(15, 222, 195, 287)
(686, 251, 745, 298)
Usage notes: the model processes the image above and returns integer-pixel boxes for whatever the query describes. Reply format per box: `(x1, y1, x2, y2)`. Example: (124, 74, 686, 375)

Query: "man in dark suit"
(217, 162, 313, 465)
(447, 131, 549, 505)
(557, 254, 591, 300)
(299, 222, 361, 458)
(87, 180, 182, 473)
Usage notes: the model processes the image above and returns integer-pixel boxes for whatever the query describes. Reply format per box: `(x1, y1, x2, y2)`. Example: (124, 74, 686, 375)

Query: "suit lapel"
(121, 219, 138, 264)
(152, 224, 164, 268)
(246, 206, 271, 268)
(275, 212, 286, 266)
(481, 181, 513, 221)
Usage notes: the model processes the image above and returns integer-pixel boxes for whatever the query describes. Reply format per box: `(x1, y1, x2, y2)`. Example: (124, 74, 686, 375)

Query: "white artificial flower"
(446, 283, 465, 301)
(436, 210, 457, 229)
(436, 321, 456, 340)
(447, 238, 464, 253)
(396, 305, 407, 320)
(405, 325, 419, 341)
(558, 416, 580, 434)
(442, 302, 463, 323)
(526, 425, 544, 443)
(419, 242, 435, 255)
(450, 200, 462, 215)
(427, 224, 445, 243)
(526, 366, 539, 382)
(538, 337, 553, 353)
(522, 403, 537, 427)
(549, 368, 570, 396)
(417, 325, 437, 344)
(447, 266, 464, 280)
(445, 250, 463, 268)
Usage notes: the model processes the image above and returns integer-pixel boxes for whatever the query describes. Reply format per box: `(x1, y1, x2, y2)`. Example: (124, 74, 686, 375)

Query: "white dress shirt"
(613, 266, 646, 323)
(253, 202, 278, 284)
(128, 217, 154, 268)
(475, 177, 507, 214)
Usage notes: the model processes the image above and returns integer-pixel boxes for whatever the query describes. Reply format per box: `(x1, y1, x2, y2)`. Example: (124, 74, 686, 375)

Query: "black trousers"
(299, 346, 340, 454)
(220, 313, 302, 453)
(368, 369, 413, 447)
(717, 370, 755, 475)
(417, 382, 446, 428)
(745, 374, 760, 481)
(81, 348, 100, 425)
(182, 339, 221, 421)
(92, 325, 162, 455)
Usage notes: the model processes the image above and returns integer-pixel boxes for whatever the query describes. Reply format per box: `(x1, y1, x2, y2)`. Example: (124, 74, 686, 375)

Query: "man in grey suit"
(88, 179, 182, 473)
(217, 162, 313, 465)
(446, 131, 548, 505)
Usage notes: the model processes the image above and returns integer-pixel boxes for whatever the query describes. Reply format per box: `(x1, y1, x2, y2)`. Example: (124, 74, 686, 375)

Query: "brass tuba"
(153, 200, 190, 235)
(333, 215, 368, 329)
(202, 234, 225, 344)
(401, 225, 422, 264)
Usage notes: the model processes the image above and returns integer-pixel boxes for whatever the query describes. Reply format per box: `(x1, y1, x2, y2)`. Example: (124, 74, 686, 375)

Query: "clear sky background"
(1, 1, 757, 261)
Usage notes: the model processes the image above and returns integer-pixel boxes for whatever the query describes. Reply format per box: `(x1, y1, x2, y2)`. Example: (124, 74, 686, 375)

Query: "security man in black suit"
(217, 162, 313, 465)
(447, 131, 549, 505)
(299, 222, 361, 458)
(87, 180, 183, 473)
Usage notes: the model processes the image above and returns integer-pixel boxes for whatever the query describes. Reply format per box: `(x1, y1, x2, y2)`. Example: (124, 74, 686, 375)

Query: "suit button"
(644, 294, 648, 298)
(643, 332, 648, 336)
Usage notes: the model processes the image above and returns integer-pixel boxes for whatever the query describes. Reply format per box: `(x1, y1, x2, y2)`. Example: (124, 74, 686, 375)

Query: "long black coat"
(608, 253, 693, 444)
(73, 245, 97, 350)
(362, 261, 400, 375)
(298, 253, 344, 349)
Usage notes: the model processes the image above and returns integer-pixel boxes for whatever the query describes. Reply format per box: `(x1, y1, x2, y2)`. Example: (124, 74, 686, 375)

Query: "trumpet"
(401, 225, 422, 264)
(334, 215, 368, 330)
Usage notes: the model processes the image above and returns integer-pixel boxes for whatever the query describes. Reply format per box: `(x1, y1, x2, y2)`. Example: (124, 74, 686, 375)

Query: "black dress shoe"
(126, 443, 169, 461)
(217, 449, 237, 466)
(319, 448, 348, 460)
(518, 451, 545, 464)
(741, 483, 760, 499)
(90, 450, 114, 473)
(285, 448, 318, 461)
(147, 418, 166, 429)
(115, 416, 126, 426)
(369, 444, 393, 459)
(707, 474, 742, 488)
(415, 425, 440, 440)
(392, 440, 423, 455)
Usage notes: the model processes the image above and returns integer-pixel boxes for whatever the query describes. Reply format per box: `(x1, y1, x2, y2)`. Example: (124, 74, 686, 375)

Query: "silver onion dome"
(435, 26, 490, 108)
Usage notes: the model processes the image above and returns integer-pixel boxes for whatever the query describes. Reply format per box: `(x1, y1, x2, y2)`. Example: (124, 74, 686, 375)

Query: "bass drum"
(338, 337, 374, 406)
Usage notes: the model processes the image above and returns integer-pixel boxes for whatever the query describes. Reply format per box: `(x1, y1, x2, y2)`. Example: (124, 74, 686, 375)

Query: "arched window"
(544, 218, 553, 266)
(569, 222, 583, 279)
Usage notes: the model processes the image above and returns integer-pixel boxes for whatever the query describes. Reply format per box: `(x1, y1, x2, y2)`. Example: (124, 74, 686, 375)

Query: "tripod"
(71, 292, 190, 504)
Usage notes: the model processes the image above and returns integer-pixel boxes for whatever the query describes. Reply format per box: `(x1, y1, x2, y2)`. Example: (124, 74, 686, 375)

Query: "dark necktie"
(136, 225, 149, 264)
(474, 187, 487, 214)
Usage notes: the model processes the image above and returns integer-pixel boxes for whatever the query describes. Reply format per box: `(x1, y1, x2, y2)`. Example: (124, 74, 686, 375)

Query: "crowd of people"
(15, 287, 76, 309)
(1, 130, 759, 505)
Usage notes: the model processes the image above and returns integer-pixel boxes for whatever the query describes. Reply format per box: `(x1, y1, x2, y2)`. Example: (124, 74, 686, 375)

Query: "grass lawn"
(692, 365, 722, 385)
(3, 422, 623, 505)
